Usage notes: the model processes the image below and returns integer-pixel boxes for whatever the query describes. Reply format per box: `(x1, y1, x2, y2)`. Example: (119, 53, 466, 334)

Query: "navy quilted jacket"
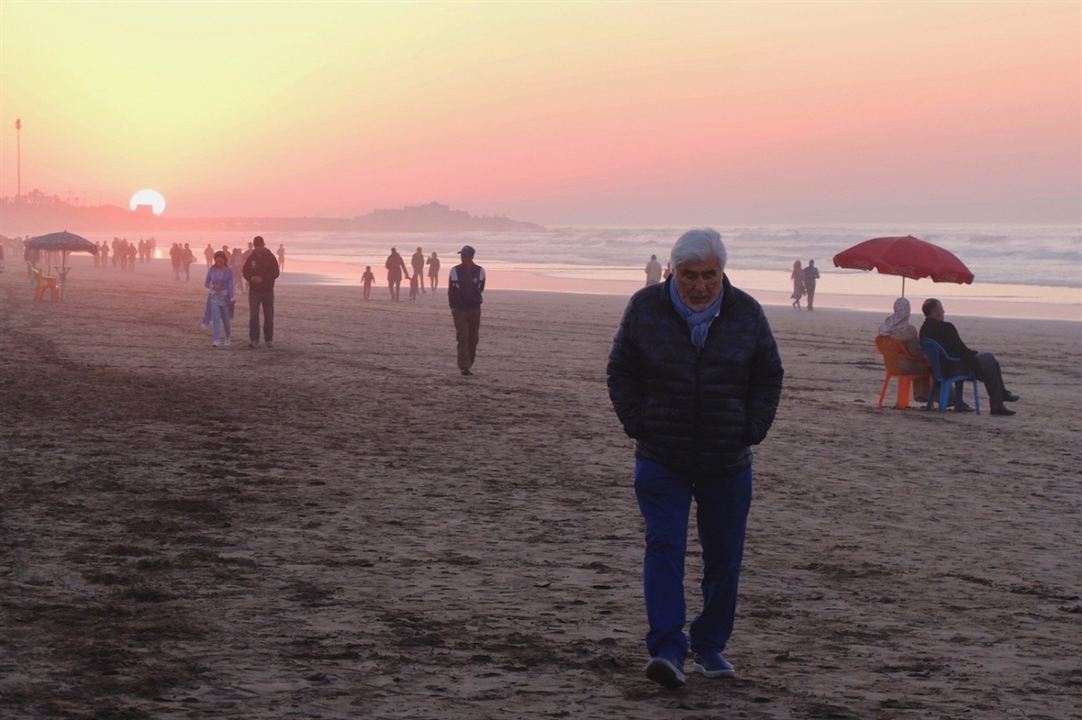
(607, 275, 784, 477)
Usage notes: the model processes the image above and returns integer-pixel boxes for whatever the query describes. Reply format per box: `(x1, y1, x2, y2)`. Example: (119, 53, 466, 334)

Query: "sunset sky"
(1, 1, 1079, 225)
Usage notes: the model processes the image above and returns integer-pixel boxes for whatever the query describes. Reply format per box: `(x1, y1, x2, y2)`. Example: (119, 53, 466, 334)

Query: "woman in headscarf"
(878, 297, 930, 401)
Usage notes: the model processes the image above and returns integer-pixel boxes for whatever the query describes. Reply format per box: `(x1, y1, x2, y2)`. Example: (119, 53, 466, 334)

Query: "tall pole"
(14, 118, 21, 201)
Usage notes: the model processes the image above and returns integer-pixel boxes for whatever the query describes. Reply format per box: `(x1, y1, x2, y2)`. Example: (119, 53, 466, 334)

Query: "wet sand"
(1, 263, 1080, 719)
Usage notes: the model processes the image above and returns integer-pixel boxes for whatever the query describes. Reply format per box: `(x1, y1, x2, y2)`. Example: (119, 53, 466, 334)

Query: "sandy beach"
(1, 263, 1080, 719)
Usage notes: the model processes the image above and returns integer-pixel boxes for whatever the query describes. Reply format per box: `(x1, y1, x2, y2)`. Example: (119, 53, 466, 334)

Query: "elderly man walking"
(607, 228, 783, 688)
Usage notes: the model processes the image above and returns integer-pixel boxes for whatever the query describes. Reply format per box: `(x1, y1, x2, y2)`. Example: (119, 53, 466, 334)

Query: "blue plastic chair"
(920, 337, 981, 414)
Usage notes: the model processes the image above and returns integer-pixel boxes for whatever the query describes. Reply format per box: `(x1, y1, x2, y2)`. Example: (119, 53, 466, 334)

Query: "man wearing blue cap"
(448, 245, 486, 375)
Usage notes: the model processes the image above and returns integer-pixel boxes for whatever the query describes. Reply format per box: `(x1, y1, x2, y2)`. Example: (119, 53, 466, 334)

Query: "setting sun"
(129, 188, 166, 215)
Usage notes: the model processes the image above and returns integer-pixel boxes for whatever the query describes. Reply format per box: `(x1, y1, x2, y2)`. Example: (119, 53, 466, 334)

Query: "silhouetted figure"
(205, 251, 235, 347)
(231, 248, 245, 292)
(790, 260, 805, 310)
(100, 242, 110, 268)
(427, 252, 441, 291)
(645, 254, 663, 286)
(277, 244, 286, 271)
(803, 260, 820, 311)
(170, 243, 182, 280)
(411, 247, 426, 294)
(361, 266, 375, 301)
(204, 244, 214, 266)
(385, 247, 409, 302)
(663, 261, 672, 281)
(243, 236, 280, 348)
(182, 243, 195, 281)
(448, 245, 485, 375)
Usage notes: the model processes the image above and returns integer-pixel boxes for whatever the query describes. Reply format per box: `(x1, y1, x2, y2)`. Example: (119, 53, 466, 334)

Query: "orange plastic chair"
(874, 335, 930, 409)
(32, 267, 60, 302)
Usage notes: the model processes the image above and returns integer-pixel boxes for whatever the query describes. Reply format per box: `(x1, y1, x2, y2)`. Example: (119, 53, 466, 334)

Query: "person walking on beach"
(243, 236, 281, 348)
(204, 243, 214, 266)
(386, 247, 409, 302)
(277, 244, 286, 271)
(919, 298, 1019, 416)
(448, 245, 486, 376)
(169, 243, 182, 280)
(427, 251, 441, 291)
(231, 248, 246, 292)
(790, 260, 805, 310)
(411, 247, 426, 294)
(361, 266, 375, 301)
(182, 243, 195, 282)
(645, 254, 663, 285)
(205, 251, 235, 347)
(803, 259, 820, 311)
(607, 228, 784, 689)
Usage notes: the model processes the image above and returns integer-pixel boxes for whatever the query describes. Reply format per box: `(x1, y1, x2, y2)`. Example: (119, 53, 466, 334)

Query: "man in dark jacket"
(448, 245, 485, 375)
(242, 236, 281, 348)
(919, 298, 1018, 415)
(607, 228, 783, 689)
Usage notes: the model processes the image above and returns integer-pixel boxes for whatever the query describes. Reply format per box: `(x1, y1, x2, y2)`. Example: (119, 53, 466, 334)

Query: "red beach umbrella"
(832, 235, 974, 296)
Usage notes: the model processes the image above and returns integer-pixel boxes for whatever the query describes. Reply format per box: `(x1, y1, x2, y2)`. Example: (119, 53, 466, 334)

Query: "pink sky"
(1, 2, 1079, 225)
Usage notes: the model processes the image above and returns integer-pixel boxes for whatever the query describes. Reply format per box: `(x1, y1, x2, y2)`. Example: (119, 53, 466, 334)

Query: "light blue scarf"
(669, 278, 723, 350)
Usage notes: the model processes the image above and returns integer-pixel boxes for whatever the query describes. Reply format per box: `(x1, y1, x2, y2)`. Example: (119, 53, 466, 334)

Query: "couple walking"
(203, 236, 280, 348)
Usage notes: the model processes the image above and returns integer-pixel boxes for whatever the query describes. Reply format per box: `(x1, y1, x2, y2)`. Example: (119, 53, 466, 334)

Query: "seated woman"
(878, 297, 931, 402)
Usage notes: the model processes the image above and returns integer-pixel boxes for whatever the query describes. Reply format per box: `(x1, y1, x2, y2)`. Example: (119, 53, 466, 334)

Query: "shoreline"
(9, 252, 1080, 322)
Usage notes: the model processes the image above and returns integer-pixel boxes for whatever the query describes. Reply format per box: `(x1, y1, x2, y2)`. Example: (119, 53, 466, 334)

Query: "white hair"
(670, 228, 726, 269)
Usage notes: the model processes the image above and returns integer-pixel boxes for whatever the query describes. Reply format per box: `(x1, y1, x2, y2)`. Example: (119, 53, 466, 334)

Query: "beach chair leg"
(896, 377, 912, 409)
(878, 376, 891, 408)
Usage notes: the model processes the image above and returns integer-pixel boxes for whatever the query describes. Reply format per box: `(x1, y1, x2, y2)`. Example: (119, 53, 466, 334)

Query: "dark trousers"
(451, 306, 481, 371)
(634, 458, 752, 662)
(974, 351, 1008, 408)
(249, 290, 274, 344)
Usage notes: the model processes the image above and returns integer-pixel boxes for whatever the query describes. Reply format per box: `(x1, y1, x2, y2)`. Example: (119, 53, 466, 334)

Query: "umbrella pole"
(902, 276, 906, 298)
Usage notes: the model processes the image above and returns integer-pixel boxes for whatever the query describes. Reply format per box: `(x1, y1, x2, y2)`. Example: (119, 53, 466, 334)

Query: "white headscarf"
(878, 297, 911, 336)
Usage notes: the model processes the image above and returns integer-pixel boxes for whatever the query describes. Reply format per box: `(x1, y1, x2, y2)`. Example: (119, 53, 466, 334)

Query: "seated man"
(919, 298, 1019, 416)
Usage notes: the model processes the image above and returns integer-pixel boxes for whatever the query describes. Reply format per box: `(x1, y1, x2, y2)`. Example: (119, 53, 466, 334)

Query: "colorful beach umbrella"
(832, 235, 974, 296)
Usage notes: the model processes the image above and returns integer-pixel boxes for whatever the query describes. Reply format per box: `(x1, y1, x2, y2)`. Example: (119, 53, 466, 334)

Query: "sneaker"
(212, 340, 221, 347)
(692, 652, 736, 678)
(223, 338, 231, 347)
(644, 656, 686, 689)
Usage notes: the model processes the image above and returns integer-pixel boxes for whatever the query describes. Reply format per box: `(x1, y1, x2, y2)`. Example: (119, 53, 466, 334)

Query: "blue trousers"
(634, 458, 752, 661)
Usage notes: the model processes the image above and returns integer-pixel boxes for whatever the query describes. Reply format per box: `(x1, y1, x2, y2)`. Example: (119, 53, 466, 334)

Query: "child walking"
(361, 265, 375, 301)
